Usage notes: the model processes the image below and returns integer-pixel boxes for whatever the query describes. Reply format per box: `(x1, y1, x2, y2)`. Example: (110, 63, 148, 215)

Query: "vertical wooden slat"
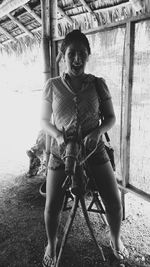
(121, 21, 135, 219)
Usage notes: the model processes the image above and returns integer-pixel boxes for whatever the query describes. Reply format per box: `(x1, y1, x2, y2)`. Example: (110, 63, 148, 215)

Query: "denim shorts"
(48, 140, 109, 170)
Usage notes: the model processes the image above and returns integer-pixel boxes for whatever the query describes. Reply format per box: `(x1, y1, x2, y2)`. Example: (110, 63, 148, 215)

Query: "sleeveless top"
(42, 73, 111, 157)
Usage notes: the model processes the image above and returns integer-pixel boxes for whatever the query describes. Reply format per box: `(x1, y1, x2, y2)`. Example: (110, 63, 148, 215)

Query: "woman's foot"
(110, 239, 129, 260)
(42, 245, 56, 267)
(42, 253, 56, 267)
(42, 238, 58, 267)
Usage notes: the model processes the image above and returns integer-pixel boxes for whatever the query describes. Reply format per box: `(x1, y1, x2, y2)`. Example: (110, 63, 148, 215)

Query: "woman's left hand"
(84, 127, 101, 148)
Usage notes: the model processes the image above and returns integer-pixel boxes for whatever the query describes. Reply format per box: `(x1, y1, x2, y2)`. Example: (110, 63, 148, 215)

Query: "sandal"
(42, 238, 58, 267)
(110, 240, 129, 260)
(42, 254, 56, 267)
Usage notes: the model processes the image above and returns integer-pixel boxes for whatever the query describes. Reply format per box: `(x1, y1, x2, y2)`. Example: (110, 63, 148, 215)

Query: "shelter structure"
(0, 0, 150, 217)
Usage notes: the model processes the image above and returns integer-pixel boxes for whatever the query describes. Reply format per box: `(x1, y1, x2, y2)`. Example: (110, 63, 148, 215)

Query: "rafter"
(57, 6, 73, 24)
(0, 0, 29, 19)
(0, 42, 5, 48)
(79, 0, 97, 19)
(0, 25, 17, 42)
(0, 25, 41, 46)
(23, 4, 42, 24)
(7, 13, 34, 38)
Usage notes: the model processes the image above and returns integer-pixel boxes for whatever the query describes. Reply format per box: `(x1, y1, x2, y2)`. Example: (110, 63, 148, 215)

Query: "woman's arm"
(85, 98, 116, 144)
(41, 100, 64, 146)
(98, 98, 116, 135)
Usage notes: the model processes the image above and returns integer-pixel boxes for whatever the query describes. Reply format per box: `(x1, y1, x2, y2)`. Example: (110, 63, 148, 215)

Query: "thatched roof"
(0, 0, 149, 50)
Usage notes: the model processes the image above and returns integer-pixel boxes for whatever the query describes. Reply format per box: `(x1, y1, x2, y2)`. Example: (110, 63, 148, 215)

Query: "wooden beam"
(57, 6, 73, 25)
(0, 25, 17, 42)
(23, 4, 42, 24)
(0, 0, 30, 19)
(7, 13, 34, 38)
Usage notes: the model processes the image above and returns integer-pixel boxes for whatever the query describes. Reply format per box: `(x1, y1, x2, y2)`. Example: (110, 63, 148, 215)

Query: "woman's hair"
(60, 29, 91, 55)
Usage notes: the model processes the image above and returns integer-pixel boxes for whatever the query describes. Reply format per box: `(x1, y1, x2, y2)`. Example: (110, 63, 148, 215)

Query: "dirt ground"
(0, 171, 150, 267)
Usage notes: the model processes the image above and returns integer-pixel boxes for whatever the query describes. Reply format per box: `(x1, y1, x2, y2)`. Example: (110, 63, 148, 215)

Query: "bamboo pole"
(49, 0, 58, 77)
(40, 0, 50, 82)
(40, 0, 51, 157)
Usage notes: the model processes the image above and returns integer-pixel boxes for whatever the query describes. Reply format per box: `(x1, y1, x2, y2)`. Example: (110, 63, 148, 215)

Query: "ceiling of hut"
(0, 0, 148, 49)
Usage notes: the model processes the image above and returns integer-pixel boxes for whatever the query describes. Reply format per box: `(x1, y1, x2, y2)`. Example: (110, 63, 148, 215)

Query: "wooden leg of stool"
(94, 194, 108, 226)
(87, 192, 108, 226)
(56, 196, 79, 267)
(79, 195, 106, 262)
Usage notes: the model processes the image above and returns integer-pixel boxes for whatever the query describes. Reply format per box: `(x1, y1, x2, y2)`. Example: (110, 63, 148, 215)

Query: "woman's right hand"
(56, 132, 65, 147)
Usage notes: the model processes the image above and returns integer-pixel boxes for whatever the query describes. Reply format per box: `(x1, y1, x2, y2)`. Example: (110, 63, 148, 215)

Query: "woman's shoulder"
(42, 76, 61, 102)
(46, 75, 61, 86)
(93, 75, 111, 101)
(84, 73, 106, 84)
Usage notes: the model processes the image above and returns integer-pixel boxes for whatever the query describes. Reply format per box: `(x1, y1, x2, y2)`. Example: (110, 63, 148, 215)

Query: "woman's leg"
(44, 168, 66, 260)
(89, 161, 122, 251)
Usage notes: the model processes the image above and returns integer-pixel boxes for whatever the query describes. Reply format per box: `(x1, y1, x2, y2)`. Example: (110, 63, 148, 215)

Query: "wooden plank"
(0, 0, 30, 19)
(117, 181, 150, 203)
(23, 4, 42, 24)
(0, 25, 17, 42)
(7, 13, 34, 38)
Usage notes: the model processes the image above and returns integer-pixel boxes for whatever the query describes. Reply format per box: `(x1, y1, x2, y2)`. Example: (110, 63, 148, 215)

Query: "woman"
(41, 29, 128, 267)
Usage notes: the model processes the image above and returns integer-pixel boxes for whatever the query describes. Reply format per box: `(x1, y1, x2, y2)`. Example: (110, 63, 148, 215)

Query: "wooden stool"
(55, 187, 107, 267)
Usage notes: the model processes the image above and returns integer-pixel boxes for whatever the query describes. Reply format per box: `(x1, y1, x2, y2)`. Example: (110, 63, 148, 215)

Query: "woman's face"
(64, 41, 89, 77)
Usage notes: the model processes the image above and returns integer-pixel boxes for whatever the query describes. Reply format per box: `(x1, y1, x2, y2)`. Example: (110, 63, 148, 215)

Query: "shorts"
(48, 140, 109, 171)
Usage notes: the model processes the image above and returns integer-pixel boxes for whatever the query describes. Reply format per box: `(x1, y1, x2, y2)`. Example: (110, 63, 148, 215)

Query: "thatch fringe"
(0, 31, 41, 55)
(57, 0, 149, 37)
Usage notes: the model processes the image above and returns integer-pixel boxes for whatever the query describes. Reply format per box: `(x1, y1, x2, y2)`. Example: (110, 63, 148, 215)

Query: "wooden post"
(121, 21, 135, 219)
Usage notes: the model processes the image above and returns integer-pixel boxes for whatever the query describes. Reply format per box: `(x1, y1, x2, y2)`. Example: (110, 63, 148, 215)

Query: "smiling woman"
(41, 29, 129, 267)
